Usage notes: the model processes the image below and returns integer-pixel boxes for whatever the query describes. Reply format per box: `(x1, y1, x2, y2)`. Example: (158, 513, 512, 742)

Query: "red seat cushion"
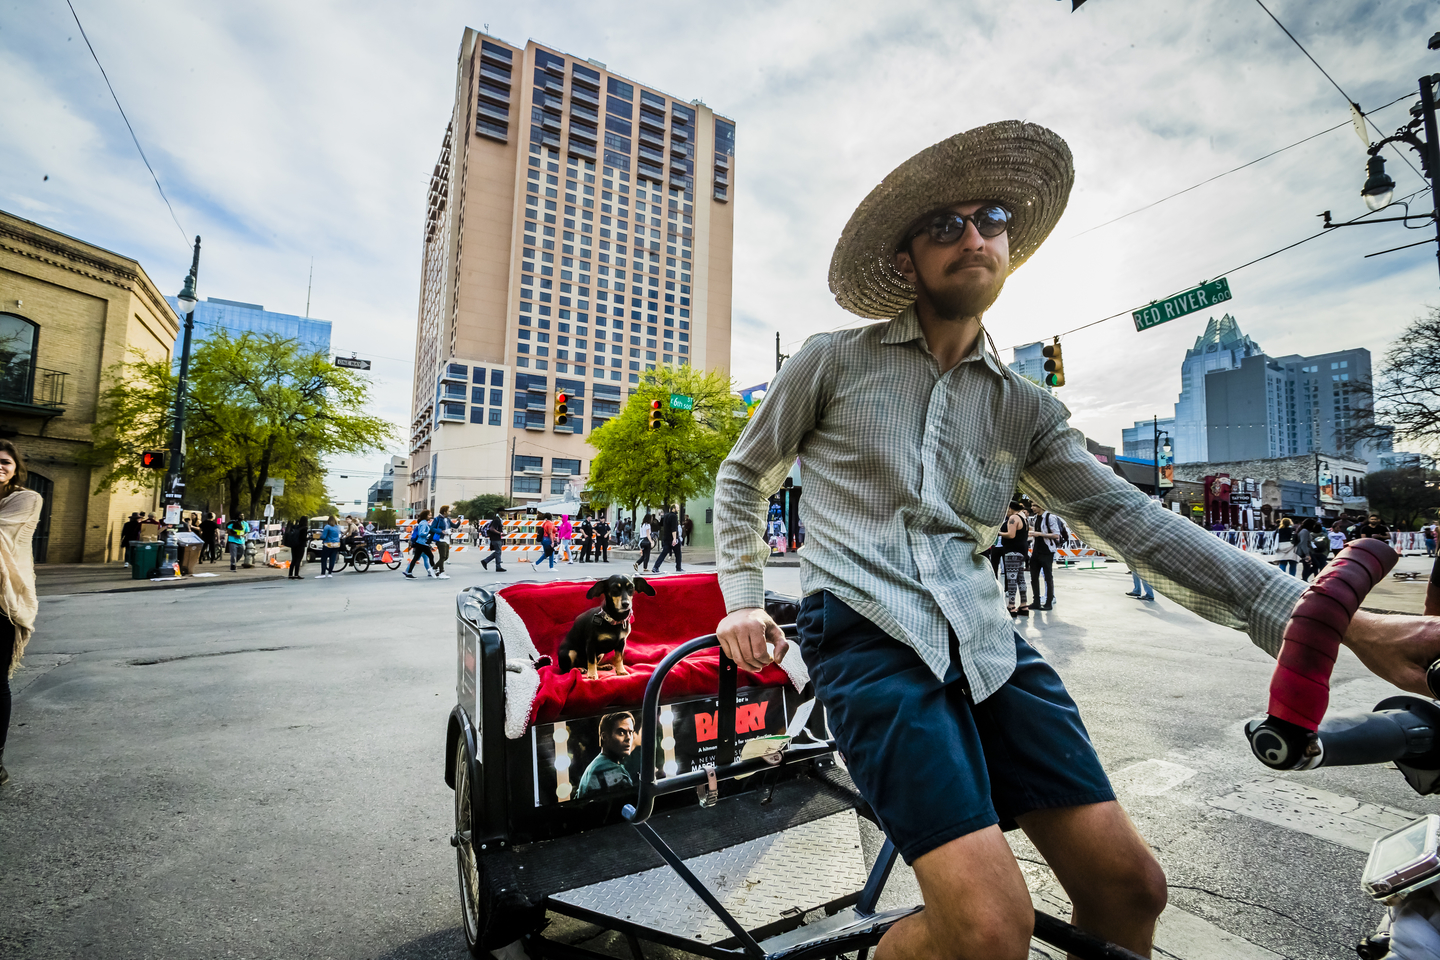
(500, 573, 791, 728)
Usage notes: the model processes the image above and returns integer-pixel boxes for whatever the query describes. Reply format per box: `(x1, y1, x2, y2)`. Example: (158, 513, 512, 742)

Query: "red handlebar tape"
(1269, 538, 1398, 732)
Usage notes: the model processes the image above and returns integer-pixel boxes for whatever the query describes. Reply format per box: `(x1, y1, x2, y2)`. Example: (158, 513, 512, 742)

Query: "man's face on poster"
(603, 717, 636, 761)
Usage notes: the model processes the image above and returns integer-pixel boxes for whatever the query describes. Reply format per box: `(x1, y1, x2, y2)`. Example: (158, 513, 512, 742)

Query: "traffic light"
(141, 450, 167, 470)
(554, 390, 568, 426)
(1042, 338, 1065, 387)
(648, 399, 663, 431)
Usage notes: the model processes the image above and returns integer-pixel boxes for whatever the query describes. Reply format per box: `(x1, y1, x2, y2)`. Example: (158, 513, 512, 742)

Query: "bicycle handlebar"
(1247, 538, 1399, 770)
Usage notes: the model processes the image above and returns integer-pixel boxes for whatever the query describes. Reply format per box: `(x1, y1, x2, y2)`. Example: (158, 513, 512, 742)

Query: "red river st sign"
(1133, 278, 1233, 332)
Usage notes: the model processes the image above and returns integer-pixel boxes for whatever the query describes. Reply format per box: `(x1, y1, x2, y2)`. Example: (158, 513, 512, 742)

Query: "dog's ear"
(586, 580, 607, 599)
(631, 576, 656, 596)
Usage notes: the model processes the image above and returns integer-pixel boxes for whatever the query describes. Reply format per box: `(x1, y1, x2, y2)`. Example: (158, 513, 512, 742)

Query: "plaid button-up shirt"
(715, 305, 1305, 701)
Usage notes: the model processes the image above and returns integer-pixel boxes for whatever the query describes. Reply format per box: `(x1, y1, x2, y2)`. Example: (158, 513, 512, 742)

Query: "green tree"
(587, 366, 745, 515)
(451, 493, 512, 525)
(1366, 467, 1440, 529)
(88, 332, 393, 517)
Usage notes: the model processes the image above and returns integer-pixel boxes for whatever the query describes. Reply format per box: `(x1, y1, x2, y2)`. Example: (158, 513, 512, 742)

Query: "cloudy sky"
(3, 0, 1437, 506)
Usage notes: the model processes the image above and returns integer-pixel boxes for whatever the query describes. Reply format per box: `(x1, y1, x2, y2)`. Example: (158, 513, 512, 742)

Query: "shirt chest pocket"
(950, 446, 1017, 529)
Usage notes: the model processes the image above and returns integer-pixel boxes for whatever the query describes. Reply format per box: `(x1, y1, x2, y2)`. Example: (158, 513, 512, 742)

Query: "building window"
(472, 386, 487, 403)
(489, 408, 502, 426)
(513, 476, 542, 494)
(551, 477, 570, 495)
(472, 367, 487, 383)
(513, 410, 526, 428)
(514, 454, 543, 472)
(442, 402, 465, 420)
(469, 407, 486, 424)
(552, 457, 581, 476)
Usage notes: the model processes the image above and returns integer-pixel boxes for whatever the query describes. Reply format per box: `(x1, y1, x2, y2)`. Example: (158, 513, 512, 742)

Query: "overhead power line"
(1071, 92, 1414, 238)
(65, 0, 190, 248)
(1252, 0, 1426, 185)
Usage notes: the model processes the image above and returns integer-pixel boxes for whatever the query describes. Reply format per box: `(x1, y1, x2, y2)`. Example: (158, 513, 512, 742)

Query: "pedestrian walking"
(121, 512, 141, 568)
(282, 519, 308, 579)
(1029, 507, 1065, 610)
(1328, 521, 1348, 554)
(0, 440, 44, 787)
(200, 512, 219, 563)
(579, 516, 594, 563)
(224, 514, 247, 571)
(1294, 518, 1314, 581)
(1425, 521, 1437, 558)
(403, 509, 435, 578)
(317, 515, 342, 578)
(651, 505, 683, 573)
(1309, 519, 1333, 577)
(1356, 513, 1391, 542)
(634, 513, 655, 572)
(682, 515, 694, 546)
(557, 514, 574, 564)
(431, 505, 453, 579)
(999, 501, 1030, 616)
(1271, 517, 1299, 576)
(1125, 568, 1155, 601)
(532, 514, 557, 570)
(480, 513, 507, 572)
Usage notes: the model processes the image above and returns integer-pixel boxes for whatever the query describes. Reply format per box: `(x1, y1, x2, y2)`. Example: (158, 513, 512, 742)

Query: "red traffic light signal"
(554, 391, 569, 426)
(648, 399, 663, 431)
(141, 450, 167, 470)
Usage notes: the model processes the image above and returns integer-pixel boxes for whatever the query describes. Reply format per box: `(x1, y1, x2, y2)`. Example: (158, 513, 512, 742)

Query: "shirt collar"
(881, 303, 1010, 380)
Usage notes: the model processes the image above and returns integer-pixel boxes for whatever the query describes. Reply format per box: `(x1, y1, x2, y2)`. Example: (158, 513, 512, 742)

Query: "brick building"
(0, 210, 179, 562)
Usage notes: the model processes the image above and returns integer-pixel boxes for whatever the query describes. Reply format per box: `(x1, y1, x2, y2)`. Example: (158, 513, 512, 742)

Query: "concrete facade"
(1173, 452, 1370, 518)
(407, 30, 735, 516)
(0, 210, 179, 562)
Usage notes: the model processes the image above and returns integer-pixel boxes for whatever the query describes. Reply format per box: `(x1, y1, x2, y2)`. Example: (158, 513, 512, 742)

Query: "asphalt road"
(2, 552, 1436, 959)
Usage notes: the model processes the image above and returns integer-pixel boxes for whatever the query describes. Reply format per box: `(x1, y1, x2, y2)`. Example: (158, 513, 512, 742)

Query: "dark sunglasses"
(910, 205, 1013, 245)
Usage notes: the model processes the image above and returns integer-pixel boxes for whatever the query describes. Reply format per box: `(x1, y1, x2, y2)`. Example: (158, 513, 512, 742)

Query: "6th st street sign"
(1132, 278, 1233, 332)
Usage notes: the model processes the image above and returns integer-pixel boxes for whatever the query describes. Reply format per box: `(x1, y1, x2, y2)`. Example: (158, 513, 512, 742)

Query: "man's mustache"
(944, 254, 999, 274)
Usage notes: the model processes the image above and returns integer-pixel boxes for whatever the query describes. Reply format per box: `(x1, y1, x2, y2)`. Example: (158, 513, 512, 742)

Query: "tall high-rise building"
(1007, 341, 1052, 391)
(408, 29, 736, 511)
(1123, 313, 1263, 463)
(162, 297, 332, 357)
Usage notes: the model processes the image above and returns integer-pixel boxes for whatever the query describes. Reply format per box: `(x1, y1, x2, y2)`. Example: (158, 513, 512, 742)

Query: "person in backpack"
(1029, 508, 1065, 610)
(431, 505, 453, 580)
(224, 514, 248, 571)
(403, 510, 435, 579)
(480, 512, 507, 572)
(532, 514, 557, 570)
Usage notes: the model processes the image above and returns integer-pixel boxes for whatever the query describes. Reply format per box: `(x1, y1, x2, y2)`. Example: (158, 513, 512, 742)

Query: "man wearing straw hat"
(713, 121, 1440, 959)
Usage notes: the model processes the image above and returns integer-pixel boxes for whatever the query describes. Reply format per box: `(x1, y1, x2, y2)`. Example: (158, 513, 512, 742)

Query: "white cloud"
(1, 0, 1436, 505)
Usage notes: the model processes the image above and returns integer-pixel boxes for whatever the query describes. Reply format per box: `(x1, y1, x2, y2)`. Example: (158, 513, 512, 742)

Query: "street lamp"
(1315, 452, 1333, 521)
(1151, 415, 1172, 500)
(163, 237, 202, 570)
(1321, 41, 1440, 283)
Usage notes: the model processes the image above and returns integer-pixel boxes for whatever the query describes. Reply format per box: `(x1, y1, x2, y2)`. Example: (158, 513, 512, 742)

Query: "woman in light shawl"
(0, 439, 44, 787)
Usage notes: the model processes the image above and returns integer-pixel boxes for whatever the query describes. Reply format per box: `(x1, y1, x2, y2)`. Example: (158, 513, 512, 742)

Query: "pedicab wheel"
(385, 557, 402, 571)
(454, 737, 487, 956)
(351, 550, 371, 573)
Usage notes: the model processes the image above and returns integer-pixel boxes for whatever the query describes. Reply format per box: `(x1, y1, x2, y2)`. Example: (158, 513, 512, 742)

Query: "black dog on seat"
(556, 575, 655, 680)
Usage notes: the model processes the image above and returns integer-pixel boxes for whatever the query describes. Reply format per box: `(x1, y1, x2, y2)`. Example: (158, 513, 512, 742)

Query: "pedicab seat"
(491, 572, 807, 736)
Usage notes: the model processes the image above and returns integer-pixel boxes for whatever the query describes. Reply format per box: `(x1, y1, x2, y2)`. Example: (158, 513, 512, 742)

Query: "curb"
(42, 571, 290, 597)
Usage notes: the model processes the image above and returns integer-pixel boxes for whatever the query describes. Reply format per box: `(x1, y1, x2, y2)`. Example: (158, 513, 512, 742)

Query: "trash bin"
(179, 542, 202, 576)
(131, 541, 163, 580)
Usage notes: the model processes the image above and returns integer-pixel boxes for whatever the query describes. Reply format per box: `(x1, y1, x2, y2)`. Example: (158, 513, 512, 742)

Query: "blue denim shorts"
(797, 591, 1114, 864)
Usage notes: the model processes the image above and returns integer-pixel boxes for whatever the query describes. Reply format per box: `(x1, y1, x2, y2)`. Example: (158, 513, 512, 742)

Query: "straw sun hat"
(828, 120, 1074, 320)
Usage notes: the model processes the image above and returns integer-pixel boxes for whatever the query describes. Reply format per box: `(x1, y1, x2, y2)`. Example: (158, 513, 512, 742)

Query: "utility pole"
(1152, 415, 1159, 496)
(163, 236, 201, 569)
(775, 332, 788, 373)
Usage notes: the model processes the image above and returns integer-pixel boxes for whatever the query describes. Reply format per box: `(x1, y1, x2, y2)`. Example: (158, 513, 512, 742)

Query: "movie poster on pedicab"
(531, 686, 791, 807)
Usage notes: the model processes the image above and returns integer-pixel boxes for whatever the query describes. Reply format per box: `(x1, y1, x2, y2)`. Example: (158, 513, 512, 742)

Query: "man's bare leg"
(1017, 801, 1168, 958)
(874, 825, 1034, 960)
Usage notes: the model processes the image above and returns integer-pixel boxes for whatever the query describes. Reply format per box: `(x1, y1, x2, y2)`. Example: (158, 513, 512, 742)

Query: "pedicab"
(445, 549, 1440, 960)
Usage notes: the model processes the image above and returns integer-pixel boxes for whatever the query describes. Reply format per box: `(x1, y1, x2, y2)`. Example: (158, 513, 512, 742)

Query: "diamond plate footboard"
(550, 810, 869, 945)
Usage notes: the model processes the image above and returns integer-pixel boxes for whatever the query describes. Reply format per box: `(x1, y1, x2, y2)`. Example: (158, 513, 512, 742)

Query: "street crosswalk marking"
(1112, 758, 1198, 796)
(1207, 776, 1419, 853)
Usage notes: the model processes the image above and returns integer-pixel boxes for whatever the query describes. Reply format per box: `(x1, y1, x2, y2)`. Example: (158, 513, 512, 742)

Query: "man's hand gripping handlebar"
(1246, 540, 1440, 791)
(717, 607, 789, 673)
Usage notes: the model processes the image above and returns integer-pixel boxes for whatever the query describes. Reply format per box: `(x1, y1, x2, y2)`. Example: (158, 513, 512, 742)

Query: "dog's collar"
(598, 608, 632, 626)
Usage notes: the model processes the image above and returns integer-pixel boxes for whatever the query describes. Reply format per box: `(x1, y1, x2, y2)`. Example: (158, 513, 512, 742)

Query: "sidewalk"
(37, 560, 287, 597)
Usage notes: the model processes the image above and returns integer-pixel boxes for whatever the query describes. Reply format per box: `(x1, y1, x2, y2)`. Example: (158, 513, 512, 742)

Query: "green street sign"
(1132, 277, 1233, 332)
(669, 393, 694, 411)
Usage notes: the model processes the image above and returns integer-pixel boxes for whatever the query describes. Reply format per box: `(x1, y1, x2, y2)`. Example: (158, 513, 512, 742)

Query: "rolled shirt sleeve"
(715, 333, 833, 613)
(1021, 395, 1305, 658)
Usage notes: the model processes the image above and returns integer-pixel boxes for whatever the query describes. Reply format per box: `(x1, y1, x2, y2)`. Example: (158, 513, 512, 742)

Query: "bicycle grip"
(1247, 538, 1398, 770)
(1270, 538, 1398, 729)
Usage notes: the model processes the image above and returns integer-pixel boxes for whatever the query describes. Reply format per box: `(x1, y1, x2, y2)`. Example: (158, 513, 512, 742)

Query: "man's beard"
(914, 262, 1006, 322)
